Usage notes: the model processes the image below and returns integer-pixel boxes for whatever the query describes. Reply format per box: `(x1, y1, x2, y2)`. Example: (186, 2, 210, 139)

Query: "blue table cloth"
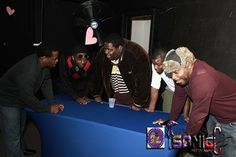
(27, 94, 187, 157)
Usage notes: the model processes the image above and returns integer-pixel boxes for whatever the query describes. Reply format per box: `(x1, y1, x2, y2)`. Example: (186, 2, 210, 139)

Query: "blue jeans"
(0, 106, 26, 157)
(207, 115, 236, 157)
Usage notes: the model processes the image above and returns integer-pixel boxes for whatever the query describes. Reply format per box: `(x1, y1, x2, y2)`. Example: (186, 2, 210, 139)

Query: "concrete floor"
(0, 119, 41, 157)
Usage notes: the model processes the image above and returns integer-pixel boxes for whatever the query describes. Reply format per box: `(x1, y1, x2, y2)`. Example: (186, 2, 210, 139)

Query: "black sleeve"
(132, 53, 152, 107)
(91, 50, 104, 97)
(58, 55, 78, 100)
(16, 69, 51, 112)
(40, 69, 55, 105)
(79, 60, 95, 97)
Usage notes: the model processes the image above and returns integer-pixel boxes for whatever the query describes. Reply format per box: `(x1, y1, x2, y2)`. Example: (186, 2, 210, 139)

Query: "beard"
(175, 76, 189, 86)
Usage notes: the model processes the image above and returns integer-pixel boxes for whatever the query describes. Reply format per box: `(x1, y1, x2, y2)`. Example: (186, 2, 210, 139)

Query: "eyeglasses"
(77, 54, 89, 60)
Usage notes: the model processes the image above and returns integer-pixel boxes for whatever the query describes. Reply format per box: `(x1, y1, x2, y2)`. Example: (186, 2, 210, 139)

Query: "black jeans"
(207, 115, 236, 157)
(0, 106, 26, 157)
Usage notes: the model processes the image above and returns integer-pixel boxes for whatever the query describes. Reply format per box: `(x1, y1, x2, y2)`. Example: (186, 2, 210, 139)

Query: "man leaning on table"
(154, 47, 236, 157)
(92, 33, 152, 111)
(0, 44, 64, 157)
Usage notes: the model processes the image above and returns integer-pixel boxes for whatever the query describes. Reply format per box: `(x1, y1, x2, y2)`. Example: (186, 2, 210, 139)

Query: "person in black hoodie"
(0, 45, 64, 157)
(57, 44, 93, 105)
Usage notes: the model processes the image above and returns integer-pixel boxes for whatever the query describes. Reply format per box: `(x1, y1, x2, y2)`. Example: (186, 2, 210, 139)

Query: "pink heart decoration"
(6, 6, 15, 16)
(85, 27, 97, 45)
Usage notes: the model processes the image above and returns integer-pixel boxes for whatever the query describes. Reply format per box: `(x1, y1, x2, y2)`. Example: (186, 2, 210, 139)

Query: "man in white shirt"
(145, 49, 175, 112)
(145, 49, 190, 121)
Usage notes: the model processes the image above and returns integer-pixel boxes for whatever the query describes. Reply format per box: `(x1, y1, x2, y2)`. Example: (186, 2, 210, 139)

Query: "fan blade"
(93, 28, 106, 46)
(74, 0, 113, 25)
(72, 0, 113, 46)
(73, 17, 90, 27)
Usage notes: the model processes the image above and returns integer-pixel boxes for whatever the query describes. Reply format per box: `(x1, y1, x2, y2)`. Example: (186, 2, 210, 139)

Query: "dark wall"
(43, 0, 79, 54)
(107, 0, 236, 79)
(155, 0, 236, 79)
(43, 0, 121, 55)
(1, 0, 236, 79)
(0, 0, 34, 76)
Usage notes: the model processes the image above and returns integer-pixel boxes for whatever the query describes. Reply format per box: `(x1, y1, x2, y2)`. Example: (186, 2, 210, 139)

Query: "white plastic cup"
(108, 98, 116, 108)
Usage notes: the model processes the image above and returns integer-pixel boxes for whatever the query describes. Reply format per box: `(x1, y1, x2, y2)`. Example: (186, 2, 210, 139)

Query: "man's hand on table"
(184, 115, 190, 123)
(144, 107, 155, 112)
(153, 119, 169, 125)
(94, 95, 103, 103)
(50, 104, 64, 114)
(76, 96, 89, 105)
(131, 103, 141, 111)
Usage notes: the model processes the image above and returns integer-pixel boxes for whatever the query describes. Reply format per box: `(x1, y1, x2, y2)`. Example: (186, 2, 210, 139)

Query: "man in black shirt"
(57, 45, 94, 104)
(0, 45, 64, 157)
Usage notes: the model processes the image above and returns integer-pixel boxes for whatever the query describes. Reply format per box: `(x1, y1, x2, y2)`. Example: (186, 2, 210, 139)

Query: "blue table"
(27, 94, 187, 157)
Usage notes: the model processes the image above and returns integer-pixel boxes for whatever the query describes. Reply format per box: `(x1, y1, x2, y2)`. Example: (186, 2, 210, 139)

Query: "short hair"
(72, 44, 88, 56)
(151, 48, 167, 62)
(35, 44, 59, 57)
(103, 33, 124, 48)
